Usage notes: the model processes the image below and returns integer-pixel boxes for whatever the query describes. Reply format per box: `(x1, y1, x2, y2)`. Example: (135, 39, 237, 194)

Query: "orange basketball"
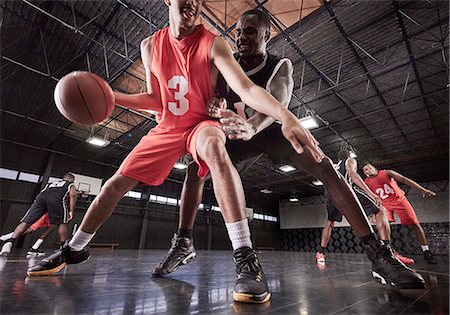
(54, 71, 115, 126)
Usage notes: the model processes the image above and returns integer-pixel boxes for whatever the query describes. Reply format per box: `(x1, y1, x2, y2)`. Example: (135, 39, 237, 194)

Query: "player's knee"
(101, 178, 127, 199)
(199, 135, 228, 165)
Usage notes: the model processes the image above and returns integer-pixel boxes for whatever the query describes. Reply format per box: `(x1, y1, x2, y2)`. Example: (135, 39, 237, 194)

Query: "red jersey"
(364, 170, 406, 203)
(150, 25, 216, 129)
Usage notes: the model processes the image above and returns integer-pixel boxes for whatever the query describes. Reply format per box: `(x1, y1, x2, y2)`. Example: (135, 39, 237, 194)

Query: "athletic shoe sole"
(27, 255, 91, 276)
(233, 291, 271, 304)
(152, 252, 197, 276)
(372, 271, 426, 289)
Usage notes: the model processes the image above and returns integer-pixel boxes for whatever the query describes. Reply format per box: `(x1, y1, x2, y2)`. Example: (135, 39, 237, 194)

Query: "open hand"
(280, 113, 324, 163)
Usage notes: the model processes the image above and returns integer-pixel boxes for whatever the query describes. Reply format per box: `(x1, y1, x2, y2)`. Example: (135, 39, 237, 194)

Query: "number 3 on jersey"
(376, 184, 395, 199)
(168, 75, 189, 116)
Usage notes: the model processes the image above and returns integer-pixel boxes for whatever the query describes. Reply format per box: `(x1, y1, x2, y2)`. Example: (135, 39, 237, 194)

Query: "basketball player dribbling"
(150, 8, 425, 290)
(28, 0, 325, 304)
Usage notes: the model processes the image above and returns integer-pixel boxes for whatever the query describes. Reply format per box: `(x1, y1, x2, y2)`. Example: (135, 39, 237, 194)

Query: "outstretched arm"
(211, 37, 323, 161)
(386, 170, 436, 197)
(346, 158, 382, 206)
(113, 36, 162, 112)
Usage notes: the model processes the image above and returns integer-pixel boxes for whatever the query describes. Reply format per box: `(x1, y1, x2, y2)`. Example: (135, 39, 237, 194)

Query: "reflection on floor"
(0, 250, 448, 314)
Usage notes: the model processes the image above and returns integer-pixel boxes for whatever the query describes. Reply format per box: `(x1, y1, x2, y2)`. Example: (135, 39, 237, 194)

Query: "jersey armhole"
(265, 58, 290, 91)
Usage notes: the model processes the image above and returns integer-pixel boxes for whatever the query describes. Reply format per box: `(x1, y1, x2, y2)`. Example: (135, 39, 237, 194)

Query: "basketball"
(54, 71, 115, 126)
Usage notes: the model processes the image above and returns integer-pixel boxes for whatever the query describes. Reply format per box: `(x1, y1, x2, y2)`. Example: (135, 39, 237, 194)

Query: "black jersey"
(40, 180, 74, 203)
(216, 53, 286, 119)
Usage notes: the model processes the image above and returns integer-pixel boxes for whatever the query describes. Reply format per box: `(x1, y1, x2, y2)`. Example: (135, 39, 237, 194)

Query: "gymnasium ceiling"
(1, 0, 449, 202)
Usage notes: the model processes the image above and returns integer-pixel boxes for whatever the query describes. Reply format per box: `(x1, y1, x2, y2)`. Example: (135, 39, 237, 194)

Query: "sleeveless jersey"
(150, 25, 216, 129)
(335, 159, 353, 186)
(216, 53, 286, 119)
(40, 180, 74, 203)
(364, 170, 405, 202)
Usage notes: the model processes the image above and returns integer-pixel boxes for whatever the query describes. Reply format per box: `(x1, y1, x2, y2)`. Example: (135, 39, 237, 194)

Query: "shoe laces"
(378, 246, 406, 271)
(234, 249, 263, 280)
(160, 235, 190, 263)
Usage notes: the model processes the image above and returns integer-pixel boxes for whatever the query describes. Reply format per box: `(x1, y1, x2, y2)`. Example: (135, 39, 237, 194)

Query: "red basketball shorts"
(30, 213, 51, 231)
(118, 120, 221, 186)
(383, 198, 419, 225)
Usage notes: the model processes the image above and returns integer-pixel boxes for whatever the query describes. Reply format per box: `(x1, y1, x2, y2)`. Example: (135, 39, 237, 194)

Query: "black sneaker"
(423, 250, 437, 264)
(364, 240, 426, 289)
(152, 234, 196, 277)
(233, 247, 270, 304)
(26, 248, 45, 257)
(27, 245, 91, 276)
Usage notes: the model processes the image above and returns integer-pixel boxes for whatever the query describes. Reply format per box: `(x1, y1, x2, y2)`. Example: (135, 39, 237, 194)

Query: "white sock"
(225, 218, 252, 250)
(0, 232, 13, 241)
(421, 245, 430, 252)
(69, 230, 95, 251)
(0, 242, 13, 255)
(32, 238, 44, 250)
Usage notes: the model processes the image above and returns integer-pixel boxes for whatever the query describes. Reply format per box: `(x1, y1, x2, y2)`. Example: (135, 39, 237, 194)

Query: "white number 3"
(168, 75, 189, 116)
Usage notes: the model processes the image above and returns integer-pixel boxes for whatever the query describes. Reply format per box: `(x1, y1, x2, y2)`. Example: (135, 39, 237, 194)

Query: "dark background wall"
(278, 182, 449, 255)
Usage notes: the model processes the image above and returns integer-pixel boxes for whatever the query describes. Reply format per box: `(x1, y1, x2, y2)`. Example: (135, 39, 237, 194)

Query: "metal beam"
(393, 1, 444, 150)
(324, 1, 414, 154)
(253, 0, 393, 155)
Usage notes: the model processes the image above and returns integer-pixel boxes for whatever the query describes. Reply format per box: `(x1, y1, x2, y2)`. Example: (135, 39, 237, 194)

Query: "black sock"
(177, 228, 193, 240)
(318, 246, 326, 254)
(382, 239, 391, 246)
(361, 233, 377, 245)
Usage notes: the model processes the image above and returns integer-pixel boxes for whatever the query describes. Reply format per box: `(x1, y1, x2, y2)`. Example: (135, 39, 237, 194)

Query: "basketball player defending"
(0, 173, 76, 256)
(315, 150, 413, 265)
(362, 163, 437, 264)
(151, 9, 424, 290)
(0, 213, 55, 257)
(28, 0, 326, 304)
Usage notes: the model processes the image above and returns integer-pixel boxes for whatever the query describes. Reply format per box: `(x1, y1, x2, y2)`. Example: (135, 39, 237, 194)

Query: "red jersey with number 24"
(364, 170, 405, 203)
(150, 25, 215, 130)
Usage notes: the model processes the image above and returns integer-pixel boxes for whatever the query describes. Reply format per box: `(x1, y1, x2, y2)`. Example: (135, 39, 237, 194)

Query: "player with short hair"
(315, 150, 413, 265)
(28, 0, 325, 304)
(0, 173, 77, 256)
(362, 162, 437, 264)
(151, 8, 424, 291)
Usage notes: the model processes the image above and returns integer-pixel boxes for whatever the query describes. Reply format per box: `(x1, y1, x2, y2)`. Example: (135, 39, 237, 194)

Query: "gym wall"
(279, 182, 449, 255)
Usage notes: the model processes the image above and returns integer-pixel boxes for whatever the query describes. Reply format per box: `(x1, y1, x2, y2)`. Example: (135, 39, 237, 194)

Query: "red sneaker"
(315, 251, 326, 263)
(393, 251, 415, 265)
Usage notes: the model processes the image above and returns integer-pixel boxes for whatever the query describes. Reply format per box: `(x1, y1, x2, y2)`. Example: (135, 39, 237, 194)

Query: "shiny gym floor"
(0, 249, 448, 314)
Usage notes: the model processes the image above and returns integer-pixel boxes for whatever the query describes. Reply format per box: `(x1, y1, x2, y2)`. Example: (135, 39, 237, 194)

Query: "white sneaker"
(0, 242, 13, 256)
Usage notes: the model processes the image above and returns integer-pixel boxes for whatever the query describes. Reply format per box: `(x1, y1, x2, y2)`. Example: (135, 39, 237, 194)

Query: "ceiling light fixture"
(279, 165, 296, 173)
(174, 162, 188, 170)
(289, 192, 299, 202)
(312, 180, 323, 186)
(260, 188, 273, 194)
(299, 115, 319, 130)
(86, 136, 110, 147)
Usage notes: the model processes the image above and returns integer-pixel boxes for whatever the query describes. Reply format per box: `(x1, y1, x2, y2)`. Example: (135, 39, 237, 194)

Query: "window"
(18, 172, 40, 183)
(0, 168, 18, 180)
(125, 191, 142, 199)
(48, 177, 62, 183)
(167, 197, 178, 206)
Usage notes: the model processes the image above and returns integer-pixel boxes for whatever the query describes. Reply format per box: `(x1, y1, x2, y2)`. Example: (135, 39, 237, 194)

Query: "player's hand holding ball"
(54, 71, 115, 126)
